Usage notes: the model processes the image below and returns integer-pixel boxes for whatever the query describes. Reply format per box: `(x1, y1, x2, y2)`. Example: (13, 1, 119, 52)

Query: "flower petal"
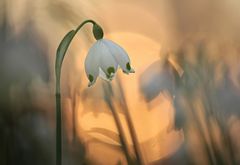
(102, 39, 135, 74)
(99, 68, 112, 81)
(98, 40, 118, 80)
(84, 41, 101, 87)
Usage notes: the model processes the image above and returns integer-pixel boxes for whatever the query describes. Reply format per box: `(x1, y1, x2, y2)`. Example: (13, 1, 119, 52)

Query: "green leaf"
(55, 30, 76, 80)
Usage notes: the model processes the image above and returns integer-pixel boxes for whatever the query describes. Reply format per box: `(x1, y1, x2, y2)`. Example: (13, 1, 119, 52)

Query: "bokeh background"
(1, 0, 240, 164)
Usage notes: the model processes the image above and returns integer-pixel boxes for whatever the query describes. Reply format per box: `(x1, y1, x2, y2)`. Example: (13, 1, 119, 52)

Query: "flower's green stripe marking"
(126, 62, 131, 71)
(107, 66, 115, 75)
(88, 74, 94, 82)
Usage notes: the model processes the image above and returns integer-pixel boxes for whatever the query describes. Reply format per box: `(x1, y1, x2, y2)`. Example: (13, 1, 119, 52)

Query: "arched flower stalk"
(55, 19, 135, 165)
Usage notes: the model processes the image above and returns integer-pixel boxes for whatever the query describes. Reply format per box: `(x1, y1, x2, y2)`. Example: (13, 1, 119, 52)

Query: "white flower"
(84, 39, 135, 87)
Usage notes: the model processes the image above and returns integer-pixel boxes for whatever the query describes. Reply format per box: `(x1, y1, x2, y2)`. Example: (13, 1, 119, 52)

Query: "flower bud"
(92, 23, 104, 40)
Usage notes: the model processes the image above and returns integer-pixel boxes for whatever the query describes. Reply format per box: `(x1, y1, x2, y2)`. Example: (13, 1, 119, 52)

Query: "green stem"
(55, 19, 96, 165)
(109, 100, 133, 164)
(103, 83, 133, 164)
(55, 93, 61, 165)
(124, 105, 144, 165)
(116, 77, 144, 165)
(75, 20, 96, 33)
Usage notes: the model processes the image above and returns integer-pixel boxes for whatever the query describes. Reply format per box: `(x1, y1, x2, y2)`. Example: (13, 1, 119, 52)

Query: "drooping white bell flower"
(85, 39, 135, 87)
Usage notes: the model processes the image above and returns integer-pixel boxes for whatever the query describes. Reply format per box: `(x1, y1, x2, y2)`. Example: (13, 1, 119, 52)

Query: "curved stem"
(55, 19, 96, 165)
(75, 20, 96, 34)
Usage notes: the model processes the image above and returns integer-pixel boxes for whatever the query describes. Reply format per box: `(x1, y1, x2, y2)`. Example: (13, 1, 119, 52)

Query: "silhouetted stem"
(109, 100, 133, 164)
(55, 19, 97, 165)
(55, 93, 62, 165)
(124, 106, 144, 165)
(72, 94, 77, 143)
(116, 77, 144, 165)
(103, 83, 133, 164)
(190, 104, 215, 165)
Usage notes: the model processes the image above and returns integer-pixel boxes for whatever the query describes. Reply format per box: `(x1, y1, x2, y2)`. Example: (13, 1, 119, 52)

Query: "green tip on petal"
(126, 62, 131, 71)
(88, 74, 94, 82)
(126, 62, 135, 73)
(107, 66, 115, 75)
(105, 67, 115, 80)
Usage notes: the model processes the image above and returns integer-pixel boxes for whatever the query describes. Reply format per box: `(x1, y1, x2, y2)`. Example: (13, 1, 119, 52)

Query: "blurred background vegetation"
(0, 0, 240, 164)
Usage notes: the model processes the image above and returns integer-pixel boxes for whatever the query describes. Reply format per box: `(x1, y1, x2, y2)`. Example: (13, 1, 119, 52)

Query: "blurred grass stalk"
(116, 77, 144, 165)
(103, 83, 134, 164)
(174, 42, 238, 164)
(103, 79, 145, 165)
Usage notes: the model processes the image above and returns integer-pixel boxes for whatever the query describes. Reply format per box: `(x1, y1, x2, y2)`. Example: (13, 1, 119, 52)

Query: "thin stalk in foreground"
(116, 77, 144, 165)
(103, 83, 133, 164)
(55, 19, 97, 165)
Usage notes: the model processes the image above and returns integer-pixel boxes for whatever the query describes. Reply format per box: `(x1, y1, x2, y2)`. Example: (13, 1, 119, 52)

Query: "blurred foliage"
(0, 0, 90, 164)
(140, 39, 240, 164)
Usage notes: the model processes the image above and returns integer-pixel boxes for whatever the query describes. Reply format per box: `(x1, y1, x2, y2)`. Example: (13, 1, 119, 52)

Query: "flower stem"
(103, 83, 133, 164)
(109, 100, 133, 164)
(124, 105, 144, 165)
(116, 77, 144, 165)
(55, 93, 62, 165)
(55, 19, 97, 165)
(75, 20, 96, 33)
